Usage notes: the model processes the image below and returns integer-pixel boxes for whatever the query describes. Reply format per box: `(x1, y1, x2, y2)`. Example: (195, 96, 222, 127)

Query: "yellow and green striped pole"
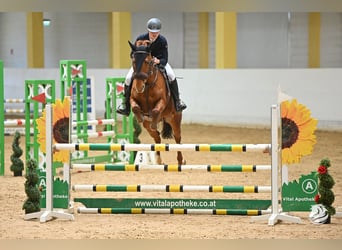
(73, 184, 271, 193)
(72, 163, 271, 172)
(78, 207, 269, 216)
(55, 143, 271, 153)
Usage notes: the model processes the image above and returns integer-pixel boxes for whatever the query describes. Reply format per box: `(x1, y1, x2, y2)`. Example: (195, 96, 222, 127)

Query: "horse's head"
(129, 40, 154, 82)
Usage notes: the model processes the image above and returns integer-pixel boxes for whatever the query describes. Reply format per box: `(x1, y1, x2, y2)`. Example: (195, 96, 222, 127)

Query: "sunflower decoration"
(36, 97, 70, 163)
(281, 99, 318, 164)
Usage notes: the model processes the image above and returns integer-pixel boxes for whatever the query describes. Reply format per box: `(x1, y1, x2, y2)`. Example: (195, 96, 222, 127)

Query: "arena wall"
(3, 68, 342, 131)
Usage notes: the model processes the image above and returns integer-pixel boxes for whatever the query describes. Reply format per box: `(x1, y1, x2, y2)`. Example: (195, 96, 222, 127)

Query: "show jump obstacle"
(1, 59, 134, 176)
(32, 101, 301, 225)
(60, 60, 134, 165)
(0, 58, 56, 176)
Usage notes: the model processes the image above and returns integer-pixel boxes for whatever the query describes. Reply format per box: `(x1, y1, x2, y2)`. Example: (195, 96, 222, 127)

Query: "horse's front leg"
(131, 99, 144, 123)
(150, 99, 166, 130)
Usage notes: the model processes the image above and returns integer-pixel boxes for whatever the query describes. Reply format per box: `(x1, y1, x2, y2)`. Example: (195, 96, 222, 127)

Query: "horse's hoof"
(178, 160, 186, 165)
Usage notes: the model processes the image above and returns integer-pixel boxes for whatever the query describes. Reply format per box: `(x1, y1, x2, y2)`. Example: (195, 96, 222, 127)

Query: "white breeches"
(125, 63, 175, 86)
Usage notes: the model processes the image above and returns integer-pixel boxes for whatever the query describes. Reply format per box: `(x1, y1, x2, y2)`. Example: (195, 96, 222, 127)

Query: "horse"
(128, 39, 185, 165)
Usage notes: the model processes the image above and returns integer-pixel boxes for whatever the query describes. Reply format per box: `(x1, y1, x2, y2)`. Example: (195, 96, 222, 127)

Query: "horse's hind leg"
(143, 121, 163, 164)
(169, 114, 185, 165)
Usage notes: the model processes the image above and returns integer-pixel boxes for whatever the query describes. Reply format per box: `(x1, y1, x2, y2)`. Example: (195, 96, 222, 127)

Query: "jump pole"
(73, 184, 271, 193)
(72, 163, 272, 172)
(77, 207, 270, 216)
(55, 143, 271, 153)
(24, 103, 74, 222)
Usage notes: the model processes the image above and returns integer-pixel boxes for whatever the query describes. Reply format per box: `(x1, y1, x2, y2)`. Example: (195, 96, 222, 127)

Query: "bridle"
(132, 50, 158, 94)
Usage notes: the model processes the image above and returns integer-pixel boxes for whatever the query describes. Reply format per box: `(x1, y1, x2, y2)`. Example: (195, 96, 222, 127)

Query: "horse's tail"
(161, 120, 173, 139)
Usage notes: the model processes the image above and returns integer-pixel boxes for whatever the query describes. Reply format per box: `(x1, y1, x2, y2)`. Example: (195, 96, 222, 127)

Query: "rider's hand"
(153, 57, 160, 65)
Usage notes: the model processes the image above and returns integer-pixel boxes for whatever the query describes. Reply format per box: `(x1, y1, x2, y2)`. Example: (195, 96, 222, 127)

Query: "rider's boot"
(170, 79, 187, 112)
(116, 84, 132, 116)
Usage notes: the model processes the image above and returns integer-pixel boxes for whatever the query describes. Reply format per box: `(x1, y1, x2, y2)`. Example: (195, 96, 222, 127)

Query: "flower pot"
(13, 171, 22, 177)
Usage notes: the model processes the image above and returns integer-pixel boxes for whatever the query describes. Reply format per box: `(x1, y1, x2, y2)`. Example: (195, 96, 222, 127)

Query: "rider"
(117, 17, 187, 116)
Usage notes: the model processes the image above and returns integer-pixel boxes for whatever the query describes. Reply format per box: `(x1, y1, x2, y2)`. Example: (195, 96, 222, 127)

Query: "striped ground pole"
(73, 184, 271, 193)
(77, 207, 271, 216)
(55, 143, 271, 153)
(72, 164, 272, 172)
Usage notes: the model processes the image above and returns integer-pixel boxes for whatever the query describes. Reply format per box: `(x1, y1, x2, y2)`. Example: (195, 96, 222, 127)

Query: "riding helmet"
(147, 18, 162, 32)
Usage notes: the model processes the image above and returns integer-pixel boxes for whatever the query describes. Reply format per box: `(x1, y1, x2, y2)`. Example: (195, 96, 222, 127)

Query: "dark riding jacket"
(135, 33, 168, 66)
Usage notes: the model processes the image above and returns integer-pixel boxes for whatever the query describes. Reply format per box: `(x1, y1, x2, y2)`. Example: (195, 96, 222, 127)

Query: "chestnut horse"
(128, 40, 184, 165)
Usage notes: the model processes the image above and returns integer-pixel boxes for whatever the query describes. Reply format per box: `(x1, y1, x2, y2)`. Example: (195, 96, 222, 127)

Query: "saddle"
(157, 65, 171, 95)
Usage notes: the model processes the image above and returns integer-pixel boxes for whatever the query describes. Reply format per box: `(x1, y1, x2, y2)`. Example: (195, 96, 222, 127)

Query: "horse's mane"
(135, 40, 151, 47)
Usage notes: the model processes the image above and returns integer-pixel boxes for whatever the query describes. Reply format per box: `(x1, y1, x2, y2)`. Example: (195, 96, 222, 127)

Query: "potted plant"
(10, 131, 24, 176)
(314, 158, 336, 223)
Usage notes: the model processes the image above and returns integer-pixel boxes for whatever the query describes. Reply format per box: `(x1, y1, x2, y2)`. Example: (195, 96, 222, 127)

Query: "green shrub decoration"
(10, 131, 24, 176)
(315, 158, 336, 216)
(23, 158, 41, 214)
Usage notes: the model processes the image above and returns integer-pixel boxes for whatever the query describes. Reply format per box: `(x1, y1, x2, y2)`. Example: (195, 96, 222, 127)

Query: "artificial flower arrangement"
(314, 158, 336, 223)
